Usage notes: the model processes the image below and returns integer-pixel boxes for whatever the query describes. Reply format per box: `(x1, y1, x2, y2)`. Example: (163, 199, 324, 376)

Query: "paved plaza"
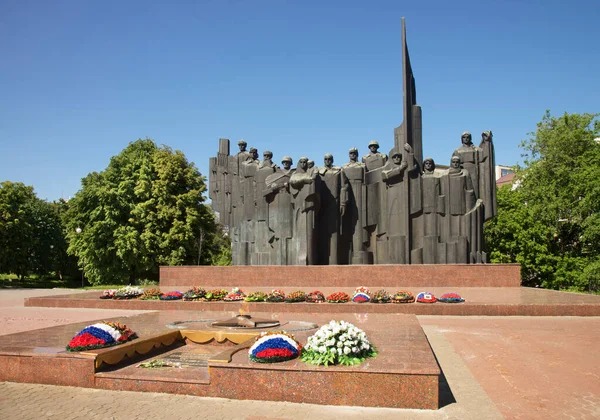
(1, 289, 599, 419)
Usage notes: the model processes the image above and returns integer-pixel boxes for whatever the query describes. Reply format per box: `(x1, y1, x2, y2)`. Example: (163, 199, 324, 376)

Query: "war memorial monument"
(209, 25, 497, 267)
(3, 19, 600, 414)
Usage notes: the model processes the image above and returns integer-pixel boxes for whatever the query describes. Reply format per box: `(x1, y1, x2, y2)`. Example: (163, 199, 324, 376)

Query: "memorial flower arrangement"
(183, 287, 206, 301)
(224, 287, 246, 301)
(352, 286, 371, 303)
(245, 291, 267, 302)
(266, 289, 285, 302)
(100, 289, 118, 299)
(114, 286, 144, 300)
(285, 290, 307, 303)
(159, 291, 183, 300)
(392, 290, 415, 303)
(301, 320, 377, 366)
(416, 292, 437, 303)
(205, 289, 228, 301)
(438, 292, 465, 303)
(248, 331, 302, 363)
(371, 289, 391, 303)
(139, 288, 163, 300)
(66, 321, 136, 351)
(306, 290, 325, 303)
(326, 292, 350, 303)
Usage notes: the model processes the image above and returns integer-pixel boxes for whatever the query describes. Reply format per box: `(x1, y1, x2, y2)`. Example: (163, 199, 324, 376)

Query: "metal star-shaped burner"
(210, 314, 280, 329)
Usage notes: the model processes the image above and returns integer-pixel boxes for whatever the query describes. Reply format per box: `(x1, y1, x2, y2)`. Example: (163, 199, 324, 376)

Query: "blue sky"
(1, 0, 598, 202)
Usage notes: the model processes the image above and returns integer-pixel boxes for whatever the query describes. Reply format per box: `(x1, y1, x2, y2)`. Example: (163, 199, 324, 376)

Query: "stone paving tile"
(419, 315, 600, 420)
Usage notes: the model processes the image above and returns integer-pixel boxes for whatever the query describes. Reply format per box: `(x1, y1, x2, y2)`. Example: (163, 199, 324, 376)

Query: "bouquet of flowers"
(301, 320, 377, 366)
(352, 286, 371, 303)
(248, 331, 302, 363)
(139, 288, 162, 300)
(205, 289, 228, 301)
(183, 287, 206, 301)
(66, 321, 136, 351)
(285, 290, 307, 303)
(159, 291, 183, 301)
(438, 292, 465, 303)
(224, 287, 246, 301)
(416, 292, 437, 303)
(245, 291, 267, 302)
(306, 290, 325, 303)
(326, 292, 350, 303)
(392, 290, 415, 303)
(266, 289, 285, 303)
(100, 289, 118, 299)
(371, 289, 391, 303)
(114, 286, 144, 300)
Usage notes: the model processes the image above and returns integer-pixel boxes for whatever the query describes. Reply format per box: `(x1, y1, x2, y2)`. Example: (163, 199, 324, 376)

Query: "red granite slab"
(0, 310, 440, 409)
(160, 264, 521, 288)
(24, 287, 600, 316)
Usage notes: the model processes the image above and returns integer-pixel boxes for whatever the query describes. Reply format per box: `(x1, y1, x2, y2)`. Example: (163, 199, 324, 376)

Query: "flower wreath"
(66, 321, 136, 352)
(438, 292, 465, 303)
(248, 331, 302, 363)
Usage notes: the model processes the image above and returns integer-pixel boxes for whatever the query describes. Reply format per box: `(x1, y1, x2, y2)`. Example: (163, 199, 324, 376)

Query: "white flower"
(343, 347, 351, 355)
(337, 348, 342, 355)
(318, 346, 327, 354)
(352, 347, 358, 353)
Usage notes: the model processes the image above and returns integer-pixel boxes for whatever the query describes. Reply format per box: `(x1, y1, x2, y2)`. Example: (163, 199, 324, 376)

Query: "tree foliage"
(64, 138, 221, 285)
(0, 181, 67, 279)
(485, 111, 600, 290)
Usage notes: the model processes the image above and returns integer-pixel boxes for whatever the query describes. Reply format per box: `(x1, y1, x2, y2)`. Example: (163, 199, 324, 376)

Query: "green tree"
(64, 138, 218, 285)
(0, 181, 66, 279)
(486, 111, 600, 290)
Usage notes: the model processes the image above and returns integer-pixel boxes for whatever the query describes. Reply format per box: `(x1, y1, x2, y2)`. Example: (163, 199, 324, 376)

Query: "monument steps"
(24, 286, 600, 316)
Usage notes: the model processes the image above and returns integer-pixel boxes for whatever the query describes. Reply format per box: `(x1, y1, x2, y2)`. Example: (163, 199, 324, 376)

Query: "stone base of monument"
(24, 286, 600, 316)
(0, 311, 440, 409)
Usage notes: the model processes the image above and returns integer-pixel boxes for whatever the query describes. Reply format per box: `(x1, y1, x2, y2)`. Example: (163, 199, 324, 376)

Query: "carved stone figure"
(317, 153, 343, 264)
(252, 150, 278, 264)
(341, 148, 371, 264)
(438, 156, 475, 263)
(380, 145, 414, 263)
(281, 156, 295, 175)
(452, 131, 497, 221)
(289, 157, 320, 265)
(263, 169, 293, 265)
(362, 140, 388, 171)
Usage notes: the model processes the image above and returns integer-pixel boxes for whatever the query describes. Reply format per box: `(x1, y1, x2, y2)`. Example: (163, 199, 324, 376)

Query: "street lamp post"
(75, 227, 84, 288)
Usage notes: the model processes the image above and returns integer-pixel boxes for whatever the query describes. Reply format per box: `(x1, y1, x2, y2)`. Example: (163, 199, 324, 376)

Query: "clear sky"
(1, 0, 598, 202)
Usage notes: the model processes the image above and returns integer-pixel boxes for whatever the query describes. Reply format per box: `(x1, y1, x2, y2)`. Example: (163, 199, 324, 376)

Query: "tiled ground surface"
(2, 289, 600, 419)
(420, 316, 600, 419)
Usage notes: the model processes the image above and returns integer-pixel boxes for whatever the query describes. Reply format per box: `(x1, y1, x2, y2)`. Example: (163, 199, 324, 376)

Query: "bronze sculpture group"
(209, 131, 496, 266)
(208, 19, 497, 266)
